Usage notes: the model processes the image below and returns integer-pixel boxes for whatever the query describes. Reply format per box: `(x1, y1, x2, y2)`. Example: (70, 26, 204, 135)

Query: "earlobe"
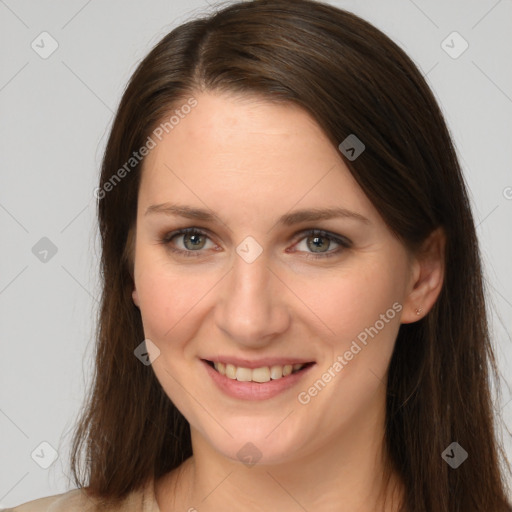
(401, 227, 446, 324)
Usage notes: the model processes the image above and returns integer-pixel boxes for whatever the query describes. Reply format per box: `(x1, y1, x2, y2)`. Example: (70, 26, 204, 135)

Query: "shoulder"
(6, 479, 159, 512)
(6, 488, 90, 512)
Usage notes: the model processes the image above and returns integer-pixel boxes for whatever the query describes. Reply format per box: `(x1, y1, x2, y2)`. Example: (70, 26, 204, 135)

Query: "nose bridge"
(215, 239, 288, 344)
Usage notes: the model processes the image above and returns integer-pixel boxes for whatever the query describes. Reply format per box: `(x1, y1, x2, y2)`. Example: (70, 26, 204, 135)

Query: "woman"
(10, 0, 511, 510)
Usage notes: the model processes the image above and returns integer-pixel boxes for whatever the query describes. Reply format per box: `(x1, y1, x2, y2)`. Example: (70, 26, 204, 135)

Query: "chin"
(203, 420, 308, 467)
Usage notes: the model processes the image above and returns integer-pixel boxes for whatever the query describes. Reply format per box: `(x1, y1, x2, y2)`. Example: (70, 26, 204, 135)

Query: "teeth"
(251, 367, 271, 383)
(236, 367, 252, 382)
(213, 361, 306, 382)
(270, 365, 283, 379)
(225, 363, 236, 379)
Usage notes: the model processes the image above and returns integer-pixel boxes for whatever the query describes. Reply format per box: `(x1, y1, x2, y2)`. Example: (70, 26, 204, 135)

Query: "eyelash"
(158, 227, 351, 260)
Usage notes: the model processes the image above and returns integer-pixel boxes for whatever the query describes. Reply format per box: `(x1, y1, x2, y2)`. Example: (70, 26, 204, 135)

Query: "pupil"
(185, 233, 204, 250)
(308, 235, 328, 252)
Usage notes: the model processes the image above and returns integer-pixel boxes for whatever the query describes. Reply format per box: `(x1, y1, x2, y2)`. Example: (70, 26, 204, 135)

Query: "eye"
(291, 229, 351, 259)
(159, 228, 216, 257)
(159, 227, 351, 259)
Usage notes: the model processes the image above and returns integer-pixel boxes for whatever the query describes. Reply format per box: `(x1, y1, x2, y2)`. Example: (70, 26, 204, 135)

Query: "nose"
(214, 246, 291, 348)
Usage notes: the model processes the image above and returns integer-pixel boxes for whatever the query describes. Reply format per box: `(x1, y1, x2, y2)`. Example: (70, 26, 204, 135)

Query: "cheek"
(133, 250, 217, 351)
(292, 264, 403, 422)
(294, 257, 405, 347)
(295, 257, 406, 410)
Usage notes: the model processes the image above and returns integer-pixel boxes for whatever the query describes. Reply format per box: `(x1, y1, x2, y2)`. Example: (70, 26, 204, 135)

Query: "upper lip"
(202, 356, 315, 369)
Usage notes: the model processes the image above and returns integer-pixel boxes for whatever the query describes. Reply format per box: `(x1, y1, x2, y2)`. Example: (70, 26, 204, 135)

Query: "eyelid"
(290, 228, 351, 247)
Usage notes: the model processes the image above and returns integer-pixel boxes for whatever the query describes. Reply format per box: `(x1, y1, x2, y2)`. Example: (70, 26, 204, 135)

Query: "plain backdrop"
(1, 0, 511, 507)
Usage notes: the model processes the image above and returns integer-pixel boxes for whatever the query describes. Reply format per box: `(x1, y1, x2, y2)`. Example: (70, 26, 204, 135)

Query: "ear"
(126, 225, 139, 308)
(132, 288, 140, 308)
(401, 227, 445, 324)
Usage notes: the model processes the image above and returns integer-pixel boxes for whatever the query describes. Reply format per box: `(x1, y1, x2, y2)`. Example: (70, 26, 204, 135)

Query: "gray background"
(1, 0, 511, 507)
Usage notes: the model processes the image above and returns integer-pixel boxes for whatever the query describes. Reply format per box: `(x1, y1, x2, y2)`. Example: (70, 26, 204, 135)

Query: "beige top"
(6, 478, 160, 512)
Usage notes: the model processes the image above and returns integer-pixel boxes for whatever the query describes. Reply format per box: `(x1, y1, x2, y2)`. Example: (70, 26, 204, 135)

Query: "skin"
(131, 91, 445, 512)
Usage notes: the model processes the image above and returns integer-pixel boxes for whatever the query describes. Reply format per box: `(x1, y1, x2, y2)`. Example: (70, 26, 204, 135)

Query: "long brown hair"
(69, 1, 512, 510)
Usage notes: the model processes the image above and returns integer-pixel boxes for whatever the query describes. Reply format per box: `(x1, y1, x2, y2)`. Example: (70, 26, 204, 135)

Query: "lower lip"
(201, 359, 315, 401)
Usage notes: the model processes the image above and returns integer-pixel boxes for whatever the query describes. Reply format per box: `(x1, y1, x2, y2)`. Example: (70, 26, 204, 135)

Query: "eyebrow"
(145, 203, 370, 225)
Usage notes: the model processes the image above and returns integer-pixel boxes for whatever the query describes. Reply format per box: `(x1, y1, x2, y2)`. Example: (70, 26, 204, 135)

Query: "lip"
(201, 356, 315, 369)
(201, 359, 316, 401)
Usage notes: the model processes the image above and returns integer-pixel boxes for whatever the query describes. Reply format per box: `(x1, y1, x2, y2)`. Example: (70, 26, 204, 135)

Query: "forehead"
(138, 91, 376, 223)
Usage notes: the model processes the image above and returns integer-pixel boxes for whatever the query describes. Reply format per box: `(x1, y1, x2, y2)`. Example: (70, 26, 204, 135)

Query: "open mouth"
(203, 359, 315, 384)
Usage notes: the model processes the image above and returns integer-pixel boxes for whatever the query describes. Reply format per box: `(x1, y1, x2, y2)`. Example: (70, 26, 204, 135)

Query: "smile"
(201, 359, 316, 400)
(207, 360, 312, 383)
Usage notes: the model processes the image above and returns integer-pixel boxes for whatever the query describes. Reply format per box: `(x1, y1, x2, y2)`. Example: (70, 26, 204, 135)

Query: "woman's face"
(132, 91, 418, 464)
